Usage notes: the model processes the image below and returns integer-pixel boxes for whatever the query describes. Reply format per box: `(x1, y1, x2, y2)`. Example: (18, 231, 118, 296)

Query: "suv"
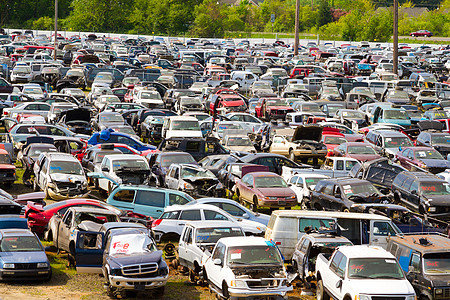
(387, 234, 450, 300)
(364, 129, 413, 159)
(33, 152, 88, 200)
(392, 171, 450, 221)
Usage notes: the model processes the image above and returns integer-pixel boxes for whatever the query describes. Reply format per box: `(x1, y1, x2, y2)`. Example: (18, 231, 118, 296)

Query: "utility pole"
(294, 0, 300, 55)
(54, 0, 58, 60)
(311, 0, 314, 9)
(393, 0, 398, 75)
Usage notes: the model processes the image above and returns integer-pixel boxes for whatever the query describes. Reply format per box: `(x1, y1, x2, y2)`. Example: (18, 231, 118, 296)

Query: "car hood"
(420, 159, 450, 168)
(293, 126, 323, 142)
(385, 147, 401, 155)
(221, 100, 245, 107)
(352, 279, 414, 295)
(348, 154, 381, 162)
(50, 173, 86, 183)
(256, 187, 296, 197)
(424, 274, 450, 286)
(109, 250, 163, 267)
(0, 251, 48, 264)
(425, 194, 450, 206)
(227, 145, 255, 153)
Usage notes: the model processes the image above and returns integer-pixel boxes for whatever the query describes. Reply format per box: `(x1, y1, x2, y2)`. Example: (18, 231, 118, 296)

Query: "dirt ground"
(1, 158, 315, 300)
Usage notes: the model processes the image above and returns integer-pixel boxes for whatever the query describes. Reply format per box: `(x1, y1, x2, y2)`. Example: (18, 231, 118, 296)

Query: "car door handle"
(373, 238, 378, 242)
(156, 210, 162, 213)
(178, 223, 185, 226)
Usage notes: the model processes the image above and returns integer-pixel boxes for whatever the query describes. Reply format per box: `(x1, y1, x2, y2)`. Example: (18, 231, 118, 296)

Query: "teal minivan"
(106, 185, 194, 218)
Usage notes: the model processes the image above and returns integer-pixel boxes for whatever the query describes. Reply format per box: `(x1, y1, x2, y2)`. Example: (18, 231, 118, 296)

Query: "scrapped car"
(148, 151, 197, 187)
(19, 141, 58, 183)
(333, 142, 381, 162)
(165, 164, 224, 197)
(202, 236, 292, 298)
(222, 135, 256, 153)
(74, 223, 168, 297)
(395, 147, 450, 174)
(45, 207, 120, 265)
(0, 149, 16, 186)
(0, 229, 52, 281)
(255, 97, 294, 121)
(178, 221, 245, 282)
(235, 171, 297, 211)
(365, 129, 413, 159)
(88, 129, 157, 152)
(33, 152, 88, 200)
(287, 173, 330, 207)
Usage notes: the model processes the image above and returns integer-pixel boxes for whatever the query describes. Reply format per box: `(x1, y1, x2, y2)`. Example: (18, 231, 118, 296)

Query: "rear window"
(299, 218, 334, 232)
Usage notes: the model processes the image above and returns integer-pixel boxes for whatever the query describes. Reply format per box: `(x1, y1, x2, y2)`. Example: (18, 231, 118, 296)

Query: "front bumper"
(228, 285, 293, 297)
(108, 274, 168, 290)
(0, 268, 51, 281)
(293, 149, 327, 158)
(48, 186, 89, 200)
(258, 199, 296, 208)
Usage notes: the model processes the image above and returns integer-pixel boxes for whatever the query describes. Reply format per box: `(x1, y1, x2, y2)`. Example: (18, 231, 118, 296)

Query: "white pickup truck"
(315, 245, 416, 300)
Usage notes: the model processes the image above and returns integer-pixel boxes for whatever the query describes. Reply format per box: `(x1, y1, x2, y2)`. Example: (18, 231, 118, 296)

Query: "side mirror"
(408, 265, 415, 273)
(335, 193, 341, 199)
(242, 213, 249, 219)
(213, 258, 222, 266)
(336, 279, 342, 288)
(102, 166, 109, 172)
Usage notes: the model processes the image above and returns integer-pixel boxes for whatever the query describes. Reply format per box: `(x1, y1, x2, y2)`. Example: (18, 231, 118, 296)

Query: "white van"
(230, 71, 258, 92)
(265, 210, 402, 260)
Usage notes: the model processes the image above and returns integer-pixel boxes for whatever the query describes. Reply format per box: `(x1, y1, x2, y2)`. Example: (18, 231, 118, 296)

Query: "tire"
(222, 282, 230, 300)
(251, 196, 258, 212)
(189, 269, 196, 282)
(105, 283, 117, 299)
(316, 280, 330, 300)
(342, 207, 350, 213)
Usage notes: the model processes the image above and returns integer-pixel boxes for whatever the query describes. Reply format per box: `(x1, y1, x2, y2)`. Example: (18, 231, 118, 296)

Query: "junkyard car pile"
(0, 30, 448, 299)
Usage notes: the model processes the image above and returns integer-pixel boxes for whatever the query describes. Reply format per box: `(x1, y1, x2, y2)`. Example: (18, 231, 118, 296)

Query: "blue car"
(186, 198, 270, 226)
(88, 128, 156, 152)
(0, 229, 51, 281)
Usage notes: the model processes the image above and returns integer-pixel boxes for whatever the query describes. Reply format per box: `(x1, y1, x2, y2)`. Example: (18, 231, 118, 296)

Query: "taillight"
(275, 241, 281, 245)
(152, 219, 162, 228)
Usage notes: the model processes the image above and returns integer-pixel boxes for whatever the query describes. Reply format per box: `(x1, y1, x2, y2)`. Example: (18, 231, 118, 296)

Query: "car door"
(177, 209, 201, 235)
(206, 242, 226, 289)
(75, 231, 104, 274)
(325, 251, 347, 300)
(317, 183, 335, 210)
(107, 188, 136, 212)
(178, 226, 193, 269)
(370, 220, 398, 248)
(58, 210, 74, 251)
(39, 157, 49, 189)
(134, 189, 166, 218)
(165, 166, 176, 189)
(270, 136, 285, 155)
(239, 174, 254, 202)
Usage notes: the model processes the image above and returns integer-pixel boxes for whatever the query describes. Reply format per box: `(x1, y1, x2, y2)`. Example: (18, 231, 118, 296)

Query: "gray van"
(265, 210, 402, 260)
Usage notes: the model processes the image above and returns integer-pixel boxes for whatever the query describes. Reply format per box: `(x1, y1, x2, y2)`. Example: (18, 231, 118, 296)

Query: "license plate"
(134, 283, 145, 290)
(278, 200, 286, 205)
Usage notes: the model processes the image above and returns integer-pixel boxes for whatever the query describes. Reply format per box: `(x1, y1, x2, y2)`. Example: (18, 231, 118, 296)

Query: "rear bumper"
(108, 274, 168, 290)
(293, 149, 327, 158)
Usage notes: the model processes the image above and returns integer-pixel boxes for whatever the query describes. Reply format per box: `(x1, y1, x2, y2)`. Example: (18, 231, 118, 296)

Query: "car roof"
(399, 171, 444, 182)
(184, 221, 242, 229)
(0, 229, 35, 237)
(337, 245, 394, 258)
(372, 130, 408, 137)
(271, 210, 391, 221)
(44, 152, 78, 161)
(165, 203, 226, 212)
(303, 233, 352, 243)
(217, 236, 270, 247)
(105, 154, 144, 160)
(69, 207, 117, 214)
(388, 234, 450, 254)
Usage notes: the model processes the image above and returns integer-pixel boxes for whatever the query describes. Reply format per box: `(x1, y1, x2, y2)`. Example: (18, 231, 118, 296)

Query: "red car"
(25, 199, 153, 235)
(333, 142, 381, 162)
(209, 89, 247, 114)
(410, 30, 432, 37)
(395, 146, 450, 174)
(235, 171, 297, 211)
(322, 130, 347, 156)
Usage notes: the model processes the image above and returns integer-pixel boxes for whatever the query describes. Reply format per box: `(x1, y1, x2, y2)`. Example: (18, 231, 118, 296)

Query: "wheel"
(105, 283, 117, 299)
(316, 280, 330, 300)
(108, 182, 112, 195)
(189, 269, 196, 282)
(412, 34, 415, 37)
(222, 282, 230, 299)
(289, 149, 296, 161)
(171, 258, 179, 269)
(251, 197, 258, 212)
(342, 207, 350, 213)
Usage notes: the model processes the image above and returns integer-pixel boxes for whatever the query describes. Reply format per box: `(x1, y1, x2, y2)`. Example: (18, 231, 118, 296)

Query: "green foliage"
(32, 17, 54, 31)
(316, 0, 332, 27)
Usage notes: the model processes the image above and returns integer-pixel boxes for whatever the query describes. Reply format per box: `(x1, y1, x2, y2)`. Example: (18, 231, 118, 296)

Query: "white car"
(178, 221, 245, 281)
(93, 95, 120, 111)
(3, 102, 51, 119)
(152, 204, 266, 242)
(287, 173, 329, 206)
(202, 236, 292, 299)
(161, 116, 203, 139)
(135, 90, 164, 109)
(10, 65, 33, 83)
(95, 154, 150, 192)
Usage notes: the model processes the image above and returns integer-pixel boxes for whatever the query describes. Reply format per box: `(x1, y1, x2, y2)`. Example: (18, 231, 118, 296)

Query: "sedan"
(410, 30, 432, 37)
(395, 146, 450, 174)
(333, 142, 381, 162)
(235, 171, 297, 211)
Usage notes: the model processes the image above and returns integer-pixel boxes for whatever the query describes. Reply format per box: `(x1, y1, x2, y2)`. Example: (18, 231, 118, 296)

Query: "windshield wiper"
(350, 274, 372, 279)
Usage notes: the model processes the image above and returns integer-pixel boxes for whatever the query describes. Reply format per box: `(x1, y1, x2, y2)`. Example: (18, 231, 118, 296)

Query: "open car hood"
(293, 125, 323, 142)
(63, 108, 91, 122)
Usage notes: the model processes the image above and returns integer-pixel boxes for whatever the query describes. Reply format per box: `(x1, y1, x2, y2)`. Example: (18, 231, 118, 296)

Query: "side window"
(63, 211, 73, 226)
(185, 227, 193, 244)
(174, 167, 180, 179)
(135, 190, 166, 207)
(273, 136, 283, 143)
(221, 203, 246, 217)
(401, 177, 414, 190)
(323, 183, 333, 195)
(204, 210, 228, 221)
(410, 253, 421, 272)
(112, 189, 135, 203)
(373, 222, 397, 236)
(289, 176, 299, 185)
(169, 193, 190, 206)
(168, 167, 176, 178)
(389, 243, 398, 257)
(212, 243, 225, 261)
(179, 209, 201, 221)
(330, 251, 344, 273)
(336, 254, 347, 278)
(336, 160, 344, 170)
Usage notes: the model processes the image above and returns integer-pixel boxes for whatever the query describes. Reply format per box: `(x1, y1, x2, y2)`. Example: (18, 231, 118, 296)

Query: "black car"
(131, 109, 177, 136)
(392, 171, 450, 222)
(311, 178, 388, 211)
(387, 234, 450, 300)
(147, 151, 197, 187)
(237, 153, 305, 175)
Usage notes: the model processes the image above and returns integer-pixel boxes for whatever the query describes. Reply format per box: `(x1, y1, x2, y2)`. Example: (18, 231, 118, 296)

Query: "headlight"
(230, 280, 246, 288)
(406, 295, 416, 300)
(428, 207, 436, 212)
(3, 263, 14, 269)
(435, 289, 443, 295)
(184, 182, 194, 190)
(286, 196, 296, 200)
(265, 196, 277, 200)
(37, 262, 48, 268)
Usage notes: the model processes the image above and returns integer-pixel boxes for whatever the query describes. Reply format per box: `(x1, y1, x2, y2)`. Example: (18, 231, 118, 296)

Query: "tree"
(316, 0, 333, 28)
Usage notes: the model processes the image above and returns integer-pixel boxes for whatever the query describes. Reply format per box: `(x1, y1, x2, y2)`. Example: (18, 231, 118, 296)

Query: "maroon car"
(395, 146, 450, 174)
(235, 171, 297, 211)
(410, 30, 432, 37)
(333, 142, 381, 162)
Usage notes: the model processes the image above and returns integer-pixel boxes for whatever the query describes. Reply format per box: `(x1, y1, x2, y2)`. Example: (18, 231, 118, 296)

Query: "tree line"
(0, 0, 449, 41)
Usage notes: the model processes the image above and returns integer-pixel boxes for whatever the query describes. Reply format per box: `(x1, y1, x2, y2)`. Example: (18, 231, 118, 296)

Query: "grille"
(372, 297, 405, 300)
(436, 287, 450, 299)
(246, 279, 279, 289)
(122, 263, 158, 276)
(15, 263, 38, 270)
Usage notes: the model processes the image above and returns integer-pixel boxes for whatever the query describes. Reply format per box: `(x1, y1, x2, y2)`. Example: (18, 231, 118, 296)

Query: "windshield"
(302, 104, 321, 112)
(30, 146, 56, 158)
(343, 182, 379, 197)
(95, 73, 113, 81)
(100, 114, 123, 123)
(74, 211, 118, 226)
(420, 182, 450, 196)
(348, 258, 404, 279)
(423, 253, 450, 275)
(324, 136, 346, 145)
(385, 137, 413, 148)
(414, 149, 443, 160)
(181, 98, 201, 105)
(109, 233, 157, 255)
(348, 145, 377, 155)
(266, 99, 288, 106)
(254, 176, 288, 188)
(23, 87, 43, 95)
(305, 177, 324, 189)
(161, 154, 196, 167)
(196, 227, 244, 244)
(253, 82, 272, 89)
(171, 120, 200, 131)
(384, 110, 408, 120)
(431, 135, 450, 144)
(113, 159, 148, 171)
(228, 245, 282, 265)
(112, 127, 135, 136)
(14, 67, 31, 73)
(49, 161, 83, 175)
(0, 236, 42, 252)
(341, 111, 364, 119)
(180, 167, 215, 179)
(95, 152, 120, 163)
(227, 137, 252, 146)
(140, 92, 161, 100)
